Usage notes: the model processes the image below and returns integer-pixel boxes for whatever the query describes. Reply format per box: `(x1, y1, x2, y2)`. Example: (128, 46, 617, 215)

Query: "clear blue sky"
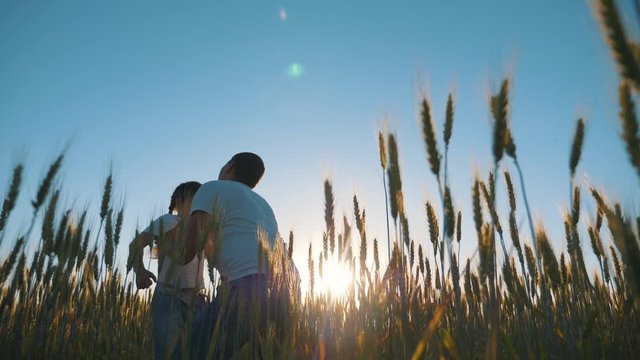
(1, 0, 638, 289)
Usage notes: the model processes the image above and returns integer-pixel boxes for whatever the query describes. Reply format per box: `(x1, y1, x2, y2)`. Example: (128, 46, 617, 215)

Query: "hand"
(135, 268, 157, 289)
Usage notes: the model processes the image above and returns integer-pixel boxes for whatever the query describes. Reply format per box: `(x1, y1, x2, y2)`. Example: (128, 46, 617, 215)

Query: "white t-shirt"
(190, 180, 278, 281)
(142, 213, 206, 290)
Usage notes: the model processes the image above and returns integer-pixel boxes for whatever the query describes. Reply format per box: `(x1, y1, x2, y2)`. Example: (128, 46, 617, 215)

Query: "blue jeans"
(152, 289, 207, 360)
(190, 274, 296, 359)
(190, 274, 272, 359)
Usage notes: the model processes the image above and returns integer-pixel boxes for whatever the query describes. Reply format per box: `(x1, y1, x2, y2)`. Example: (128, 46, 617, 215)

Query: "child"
(128, 181, 207, 360)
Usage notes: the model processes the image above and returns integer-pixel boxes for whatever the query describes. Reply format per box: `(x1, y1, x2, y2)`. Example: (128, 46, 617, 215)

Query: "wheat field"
(1, 0, 639, 358)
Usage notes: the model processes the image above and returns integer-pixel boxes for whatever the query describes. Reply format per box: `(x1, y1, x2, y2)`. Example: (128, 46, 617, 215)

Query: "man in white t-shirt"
(186, 153, 278, 280)
(184, 152, 286, 358)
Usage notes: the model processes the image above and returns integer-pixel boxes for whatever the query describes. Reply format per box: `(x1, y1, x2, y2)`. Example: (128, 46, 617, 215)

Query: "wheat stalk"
(420, 97, 441, 177)
(569, 118, 586, 178)
(596, 0, 640, 91)
(491, 79, 509, 165)
(537, 228, 560, 290)
(32, 154, 64, 213)
(426, 202, 439, 259)
(387, 133, 402, 225)
(288, 231, 294, 260)
(0, 165, 23, 238)
(378, 131, 387, 170)
(324, 180, 336, 256)
(619, 82, 640, 180)
(378, 131, 392, 260)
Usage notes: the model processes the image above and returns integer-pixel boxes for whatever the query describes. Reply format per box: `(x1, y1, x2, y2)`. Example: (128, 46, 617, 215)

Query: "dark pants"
(191, 273, 290, 359)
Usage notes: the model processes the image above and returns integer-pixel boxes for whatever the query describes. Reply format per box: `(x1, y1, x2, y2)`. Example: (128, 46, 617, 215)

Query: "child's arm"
(128, 231, 157, 289)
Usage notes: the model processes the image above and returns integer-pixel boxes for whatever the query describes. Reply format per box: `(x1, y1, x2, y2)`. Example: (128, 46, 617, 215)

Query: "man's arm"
(183, 211, 215, 264)
(127, 232, 157, 289)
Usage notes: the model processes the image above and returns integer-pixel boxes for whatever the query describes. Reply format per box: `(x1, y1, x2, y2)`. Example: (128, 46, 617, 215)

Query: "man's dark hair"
(230, 152, 265, 188)
(169, 181, 201, 213)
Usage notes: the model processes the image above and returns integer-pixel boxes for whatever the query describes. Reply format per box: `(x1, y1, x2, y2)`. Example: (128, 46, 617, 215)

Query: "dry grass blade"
(597, 0, 640, 90)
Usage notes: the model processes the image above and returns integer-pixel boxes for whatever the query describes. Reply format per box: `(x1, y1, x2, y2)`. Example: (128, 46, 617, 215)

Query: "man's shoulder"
(196, 180, 233, 198)
(199, 180, 223, 189)
(200, 180, 244, 191)
(192, 181, 247, 211)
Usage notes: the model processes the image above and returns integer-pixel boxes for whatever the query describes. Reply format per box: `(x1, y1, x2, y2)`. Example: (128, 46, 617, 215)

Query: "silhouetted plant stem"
(492, 165, 508, 267)
(382, 170, 391, 261)
(436, 178, 447, 292)
(513, 158, 550, 314)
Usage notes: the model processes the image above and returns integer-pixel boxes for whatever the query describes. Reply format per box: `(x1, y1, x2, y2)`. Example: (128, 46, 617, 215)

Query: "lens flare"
(279, 8, 287, 21)
(288, 63, 304, 78)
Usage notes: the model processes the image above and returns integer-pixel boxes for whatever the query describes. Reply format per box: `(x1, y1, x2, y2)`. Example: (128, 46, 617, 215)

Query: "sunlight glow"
(316, 257, 354, 298)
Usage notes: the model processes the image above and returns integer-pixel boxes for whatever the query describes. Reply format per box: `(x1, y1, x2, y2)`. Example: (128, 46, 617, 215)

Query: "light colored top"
(190, 180, 278, 281)
(142, 213, 206, 291)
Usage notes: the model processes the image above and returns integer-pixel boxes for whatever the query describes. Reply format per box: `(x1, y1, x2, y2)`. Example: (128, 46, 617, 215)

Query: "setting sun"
(316, 256, 354, 298)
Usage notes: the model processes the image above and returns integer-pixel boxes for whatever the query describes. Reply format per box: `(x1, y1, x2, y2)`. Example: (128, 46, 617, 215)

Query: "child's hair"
(169, 181, 202, 213)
